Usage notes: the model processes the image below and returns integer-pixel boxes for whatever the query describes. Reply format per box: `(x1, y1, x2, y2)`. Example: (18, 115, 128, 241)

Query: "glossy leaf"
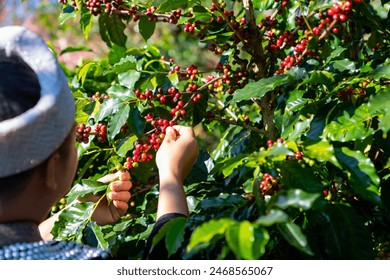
(269, 189, 321, 211)
(53, 202, 94, 242)
(67, 180, 107, 202)
(323, 104, 374, 142)
(116, 135, 137, 157)
(278, 222, 314, 256)
(165, 217, 187, 257)
(232, 75, 291, 102)
(226, 221, 269, 260)
(80, 11, 92, 40)
(187, 218, 234, 251)
(108, 104, 130, 140)
(303, 139, 342, 169)
(198, 195, 246, 210)
(335, 147, 381, 204)
(91, 223, 109, 249)
(104, 55, 137, 75)
(368, 87, 390, 133)
(185, 150, 214, 185)
(139, 16, 156, 42)
(95, 98, 122, 122)
(370, 64, 390, 80)
(99, 13, 127, 47)
(255, 209, 289, 226)
(332, 59, 356, 73)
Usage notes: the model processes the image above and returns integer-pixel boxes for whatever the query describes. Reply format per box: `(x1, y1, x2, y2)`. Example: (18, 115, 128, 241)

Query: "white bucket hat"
(0, 26, 75, 178)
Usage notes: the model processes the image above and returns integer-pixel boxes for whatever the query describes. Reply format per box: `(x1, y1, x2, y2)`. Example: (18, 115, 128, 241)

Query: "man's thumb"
(164, 126, 177, 142)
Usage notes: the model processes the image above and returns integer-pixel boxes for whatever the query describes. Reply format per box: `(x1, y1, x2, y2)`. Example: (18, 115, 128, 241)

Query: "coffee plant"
(50, 0, 390, 260)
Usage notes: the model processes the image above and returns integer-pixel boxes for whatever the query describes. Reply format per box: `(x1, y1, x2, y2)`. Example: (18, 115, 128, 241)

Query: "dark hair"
(0, 49, 41, 121)
(0, 49, 42, 197)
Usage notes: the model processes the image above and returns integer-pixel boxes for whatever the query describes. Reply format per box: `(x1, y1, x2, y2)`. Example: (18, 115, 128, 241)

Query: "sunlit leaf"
(226, 221, 269, 259)
(187, 218, 234, 251)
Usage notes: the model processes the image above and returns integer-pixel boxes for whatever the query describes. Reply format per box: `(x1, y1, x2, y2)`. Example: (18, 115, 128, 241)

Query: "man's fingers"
(110, 180, 132, 192)
(119, 170, 131, 181)
(97, 173, 119, 183)
(97, 170, 131, 183)
(108, 189, 131, 202)
(112, 200, 129, 214)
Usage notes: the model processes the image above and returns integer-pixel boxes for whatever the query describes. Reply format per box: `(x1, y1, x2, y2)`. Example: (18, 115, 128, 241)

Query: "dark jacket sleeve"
(143, 213, 187, 260)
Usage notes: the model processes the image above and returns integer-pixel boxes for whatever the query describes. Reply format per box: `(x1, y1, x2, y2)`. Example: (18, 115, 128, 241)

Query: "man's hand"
(91, 170, 132, 225)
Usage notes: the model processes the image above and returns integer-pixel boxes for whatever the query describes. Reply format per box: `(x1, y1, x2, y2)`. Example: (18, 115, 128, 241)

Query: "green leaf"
(90, 223, 109, 249)
(225, 221, 269, 260)
(312, 204, 376, 259)
(99, 13, 127, 47)
(52, 202, 94, 242)
(255, 209, 289, 226)
(332, 59, 356, 73)
(118, 70, 141, 89)
(75, 99, 90, 124)
(325, 46, 347, 64)
(116, 135, 137, 157)
(128, 107, 146, 136)
(370, 64, 390, 80)
(77, 62, 95, 85)
(95, 98, 122, 122)
(303, 139, 342, 169)
(368, 87, 390, 133)
(108, 104, 130, 140)
(184, 150, 214, 185)
(214, 153, 247, 177)
(278, 222, 313, 256)
(67, 179, 107, 202)
(75, 152, 100, 182)
(198, 194, 246, 210)
(300, 70, 335, 88)
(106, 84, 136, 101)
(233, 75, 291, 102)
(165, 217, 187, 257)
(278, 161, 325, 192)
(192, 91, 209, 126)
(59, 5, 76, 25)
(187, 218, 234, 251)
(104, 55, 137, 75)
(268, 143, 295, 161)
(167, 71, 179, 86)
(157, 0, 188, 12)
(60, 46, 92, 55)
(269, 189, 320, 211)
(323, 104, 374, 142)
(139, 16, 156, 42)
(335, 147, 381, 204)
(80, 11, 92, 40)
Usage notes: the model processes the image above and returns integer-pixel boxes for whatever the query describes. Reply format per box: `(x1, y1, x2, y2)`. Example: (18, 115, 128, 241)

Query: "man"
(0, 25, 198, 259)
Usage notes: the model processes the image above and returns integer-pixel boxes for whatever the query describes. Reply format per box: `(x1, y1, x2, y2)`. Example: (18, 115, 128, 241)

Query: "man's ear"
(43, 151, 61, 191)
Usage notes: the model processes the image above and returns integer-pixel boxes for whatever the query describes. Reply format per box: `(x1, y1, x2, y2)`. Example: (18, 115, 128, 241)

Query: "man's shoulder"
(0, 240, 111, 260)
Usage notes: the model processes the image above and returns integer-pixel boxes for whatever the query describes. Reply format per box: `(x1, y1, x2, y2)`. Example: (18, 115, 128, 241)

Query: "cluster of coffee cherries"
(84, 0, 116, 16)
(75, 124, 91, 144)
(260, 173, 280, 197)
(273, 0, 361, 74)
(124, 113, 176, 170)
(316, 1, 355, 35)
(91, 92, 110, 103)
(75, 123, 107, 144)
